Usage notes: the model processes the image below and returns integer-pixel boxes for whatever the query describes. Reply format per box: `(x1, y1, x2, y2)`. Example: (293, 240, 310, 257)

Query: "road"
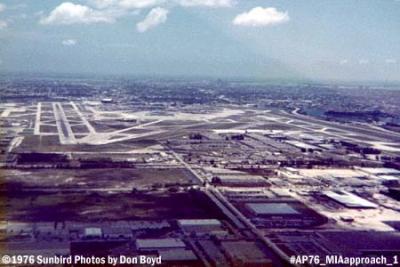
(170, 148, 294, 266)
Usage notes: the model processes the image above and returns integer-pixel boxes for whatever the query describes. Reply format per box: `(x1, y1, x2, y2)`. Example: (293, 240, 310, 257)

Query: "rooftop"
(221, 241, 271, 264)
(246, 203, 300, 215)
(136, 238, 185, 250)
(324, 190, 377, 209)
(158, 249, 198, 261)
(177, 219, 221, 226)
(84, 227, 102, 237)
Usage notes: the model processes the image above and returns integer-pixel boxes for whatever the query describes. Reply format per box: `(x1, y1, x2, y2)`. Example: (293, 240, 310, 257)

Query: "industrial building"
(221, 241, 273, 267)
(136, 238, 186, 251)
(324, 190, 378, 208)
(246, 203, 300, 216)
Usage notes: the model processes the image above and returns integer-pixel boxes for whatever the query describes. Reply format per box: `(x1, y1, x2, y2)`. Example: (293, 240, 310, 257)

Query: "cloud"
(90, 0, 232, 9)
(89, 0, 164, 9)
(177, 0, 234, 7)
(89, 0, 117, 9)
(233, 7, 289, 27)
(136, 7, 168, 32)
(0, 3, 6, 12)
(8, 3, 27, 10)
(40, 0, 234, 28)
(40, 2, 116, 25)
(119, 0, 165, 9)
(385, 58, 397, 64)
(359, 59, 369, 65)
(62, 39, 78, 46)
(0, 20, 7, 29)
(339, 59, 348, 65)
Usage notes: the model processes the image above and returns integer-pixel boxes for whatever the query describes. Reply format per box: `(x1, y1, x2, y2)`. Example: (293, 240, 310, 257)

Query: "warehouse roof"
(246, 203, 299, 215)
(177, 219, 221, 226)
(324, 190, 377, 208)
(136, 238, 185, 250)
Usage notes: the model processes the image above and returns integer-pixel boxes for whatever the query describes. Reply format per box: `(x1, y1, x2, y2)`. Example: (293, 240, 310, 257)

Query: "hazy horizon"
(0, 0, 399, 82)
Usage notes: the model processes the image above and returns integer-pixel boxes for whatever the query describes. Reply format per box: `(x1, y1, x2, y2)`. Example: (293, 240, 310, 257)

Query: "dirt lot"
(0, 168, 198, 189)
(14, 135, 158, 152)
(0, 190, 223, 222)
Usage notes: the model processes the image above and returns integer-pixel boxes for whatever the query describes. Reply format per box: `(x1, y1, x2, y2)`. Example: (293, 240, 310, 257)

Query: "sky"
(0, 0, 399, 81)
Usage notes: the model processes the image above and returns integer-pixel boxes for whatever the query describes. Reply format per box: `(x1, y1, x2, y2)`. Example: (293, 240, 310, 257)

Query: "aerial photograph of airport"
(0, 0, 399, 266)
